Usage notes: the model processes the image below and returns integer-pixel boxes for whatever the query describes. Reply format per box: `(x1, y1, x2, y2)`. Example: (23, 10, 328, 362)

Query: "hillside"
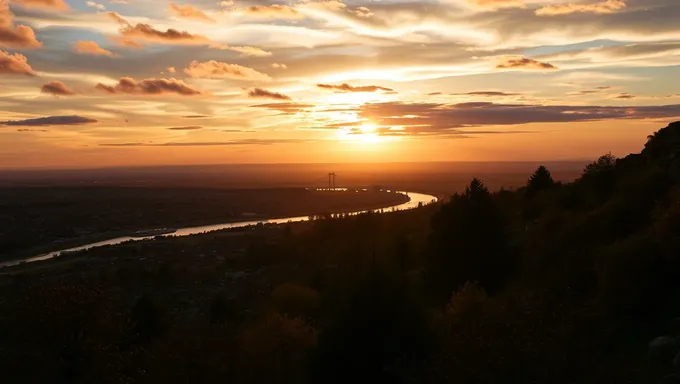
(2, 122, 680, 383)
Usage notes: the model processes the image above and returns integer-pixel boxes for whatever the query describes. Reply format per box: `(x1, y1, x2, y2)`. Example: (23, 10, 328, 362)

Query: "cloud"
(74, 40, 114, 57)
(85, 1, 106, 11)
(355, 102, 680, 136)
(615, 93, 636, 99)
(536, 0, 626, 16)
(0, 2, 42, 49)
(248, 88, 291, 100)
(354, 6, 373, 18)
(241, 5, 303, 19)
(41, 80, 76, 96)
(0, 50, 36, 76)
(272, 63, 287, 69)
(184, 60, 271, 81)
(1, 115, 97, 126)
(96, 77, 203, 96)
(211, 44, 272, 57)
(111, 37, 143, 49)
(107, 11, 129, 25)
(183, 115, 210, 119)
(167, 66, 176, 73)
(169, 3, 215, 22)
(120, 23, 209, 45)
(101, 139, 310, 147)
(317, 83, 394, 93)
(251, 102, 315, 113)
(11, 0, 69, 11)
(167, 126, 202, 130)
(467, 0, 525, 9)
(497, 57, 558, 70)
(452, 91, 521, 97)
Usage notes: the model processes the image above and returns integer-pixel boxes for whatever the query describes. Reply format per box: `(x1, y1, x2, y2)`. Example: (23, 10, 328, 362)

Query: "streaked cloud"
(169, 3, 215, 23)
(1, 115, 97, 126)
(167, 126, 202, 130)
(452, 91, 522, 97)
(95, 77, 203, 96)
(40, 80, 76, 96)
(536, 0, 626, 16)
(74, 40, 114, 56)
(357, 102, 680, 134)
(497, 57, 558, 70)
(317, 83, 394, 93)
(184, 60, 271, 81)
(11, 0, 69, 11)
(120, 23, 209, 45)
(248, 88, 291, 100)
(241, 5, 303, 19)
(101, 138, 311, 147)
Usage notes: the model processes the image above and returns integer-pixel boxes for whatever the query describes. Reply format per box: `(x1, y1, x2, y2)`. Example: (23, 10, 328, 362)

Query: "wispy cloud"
(248, 88, 291, 100)
(1, 115, 97, 126)
(96, 77, 203, 96)
(169, 3, 215, 23)
(12, 0, 69, 11)
(167, 126, 203, 130)
(497, 57, 558, 70)
(317, 83, 394, 93)
(536, 0, 626, 16)
(184, 61, 271, 81)
(74, 41, 114, 57)
(101, 139, 311, 147)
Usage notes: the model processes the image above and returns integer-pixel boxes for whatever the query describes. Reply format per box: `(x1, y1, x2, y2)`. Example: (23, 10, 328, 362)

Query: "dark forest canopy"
(2, 121, 680, 383)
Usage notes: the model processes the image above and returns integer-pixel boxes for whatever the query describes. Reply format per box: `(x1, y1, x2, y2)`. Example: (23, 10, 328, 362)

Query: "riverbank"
(0, 188, 411, 264)
(1, 190, 438, 268)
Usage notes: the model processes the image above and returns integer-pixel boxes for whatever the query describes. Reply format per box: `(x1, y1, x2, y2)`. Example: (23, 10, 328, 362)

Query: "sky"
(1, 0, 680, 169)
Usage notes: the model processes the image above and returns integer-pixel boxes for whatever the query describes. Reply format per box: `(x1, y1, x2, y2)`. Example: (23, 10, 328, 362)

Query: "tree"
(583, 153, 616, 176)
(427, 178, 512, 298)
(526, 165, 555, 197)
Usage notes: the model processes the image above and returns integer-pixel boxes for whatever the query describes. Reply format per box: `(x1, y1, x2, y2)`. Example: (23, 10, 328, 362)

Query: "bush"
(271, 283, 321, 318)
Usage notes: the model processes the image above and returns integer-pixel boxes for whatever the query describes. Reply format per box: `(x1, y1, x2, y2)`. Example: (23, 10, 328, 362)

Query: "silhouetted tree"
(583, 153, 617, 175)
(427, 178, 512, 298)
(526, 165, 555, 197)
(131, 295, 163, 343)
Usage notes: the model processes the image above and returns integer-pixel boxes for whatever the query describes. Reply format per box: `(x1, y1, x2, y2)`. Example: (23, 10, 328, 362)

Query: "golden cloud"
(41, 80, 76, 96)
(242, 5, 303, 19)
(0, 50, 36, 76)
(96, 77, 203, 96)
(120, 23, 209, 45)
(496, 57, 558, 70)
(74, 41, 114, 57)
(169, 3, 215, 22)
(0, 3, 42, 49)
(536, 0, 626, 16)
(184, 60, 271, 81)
(317, 83, 394, 92)
(248, 88, 291, 100)
(11, 0, 69, 11)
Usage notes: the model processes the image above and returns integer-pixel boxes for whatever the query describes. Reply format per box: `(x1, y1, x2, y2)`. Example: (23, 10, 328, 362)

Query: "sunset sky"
(1, 0, 680, 168)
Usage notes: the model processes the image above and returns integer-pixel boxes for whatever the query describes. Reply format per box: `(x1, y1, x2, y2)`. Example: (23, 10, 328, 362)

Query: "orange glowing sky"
(1, 0, 680, 168)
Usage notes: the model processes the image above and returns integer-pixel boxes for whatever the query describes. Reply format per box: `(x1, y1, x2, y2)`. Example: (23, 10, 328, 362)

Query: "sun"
(359, 123, 377, 133)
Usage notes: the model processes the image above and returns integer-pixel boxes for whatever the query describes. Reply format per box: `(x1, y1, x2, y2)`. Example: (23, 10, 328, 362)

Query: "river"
(0, 191, 437, 269)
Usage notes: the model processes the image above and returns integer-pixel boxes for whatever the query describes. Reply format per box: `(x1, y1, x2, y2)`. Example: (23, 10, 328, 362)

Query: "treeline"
(2, 122, 680, 383)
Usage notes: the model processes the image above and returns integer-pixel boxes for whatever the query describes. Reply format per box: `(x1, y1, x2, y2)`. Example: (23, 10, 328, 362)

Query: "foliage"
(3, 121, 680, 383)
(427, 178, 513, 296)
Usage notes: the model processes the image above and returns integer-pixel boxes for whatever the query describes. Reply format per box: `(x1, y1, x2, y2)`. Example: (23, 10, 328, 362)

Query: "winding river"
(0, 191, 438, 269)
